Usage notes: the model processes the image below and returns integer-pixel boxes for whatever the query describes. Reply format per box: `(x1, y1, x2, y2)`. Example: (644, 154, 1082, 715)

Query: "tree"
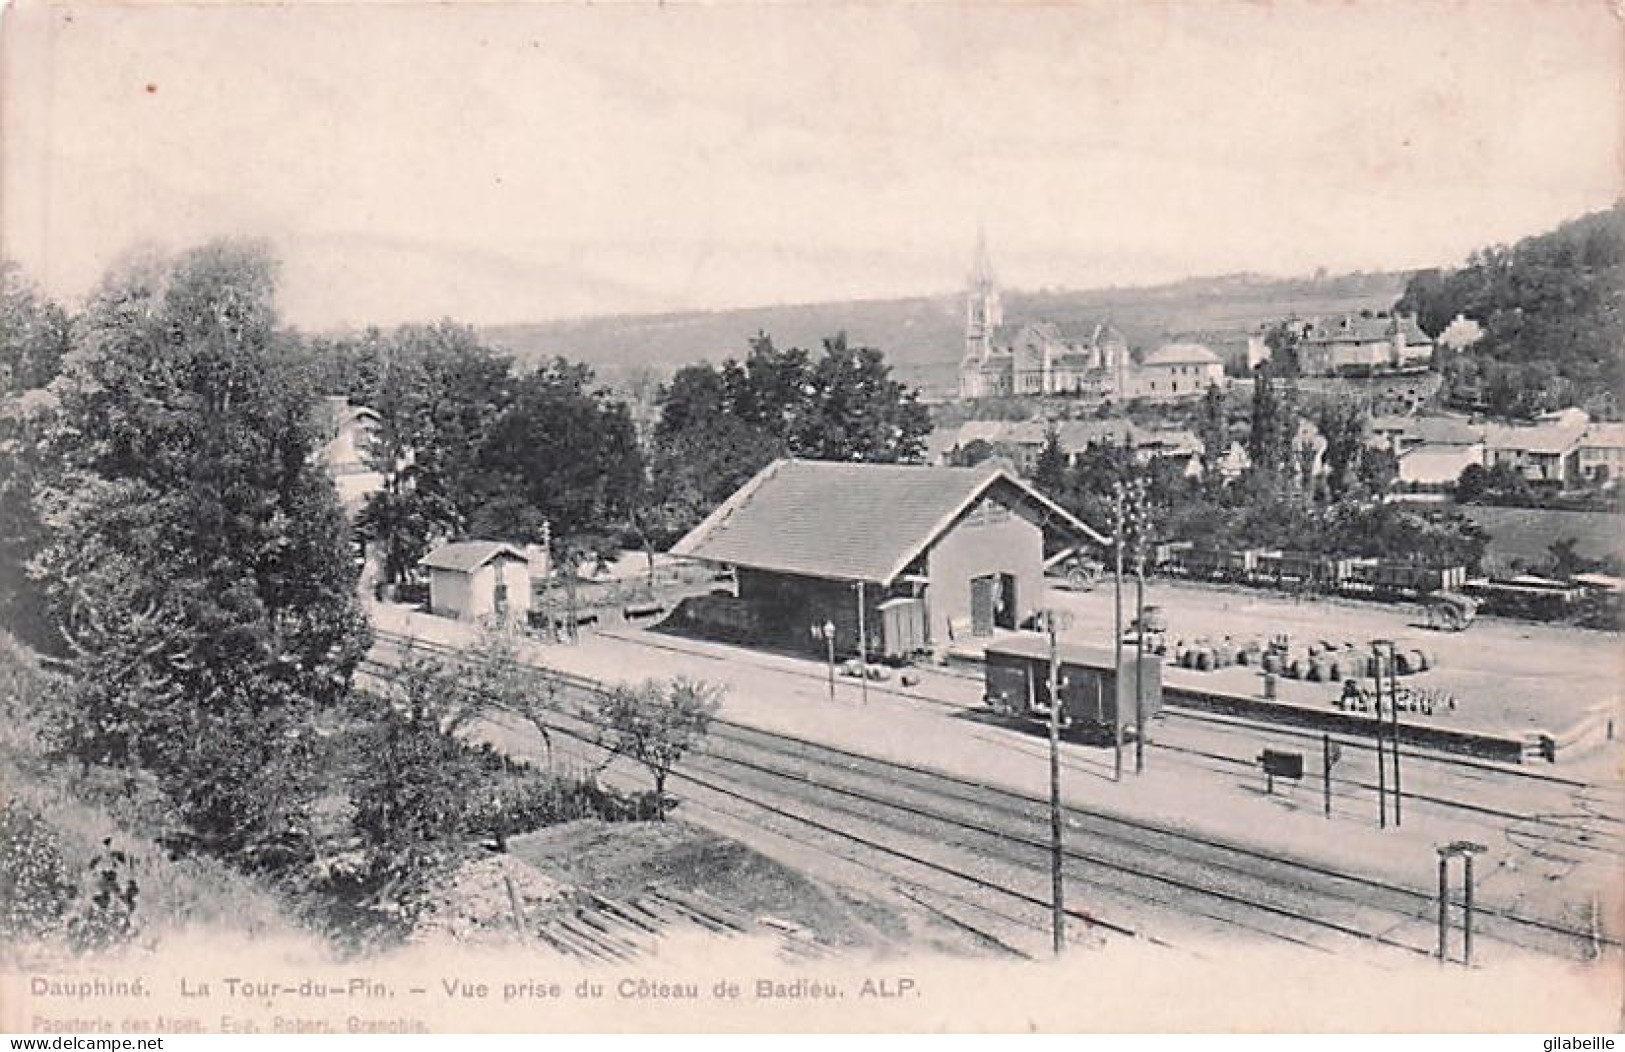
(596, 677, 723, 819)
(1261, 320, 1304, 378)
(0, 264, 72, 648)
(1547, 537, 1589, 580)
(1247, 365, 1289, 477)
(1195, 383, 1230, 487)
(1032, 425, 1068, 496)
(645, 333, 930, 541)
(789, 335, 932, 463)
(1454, 462, 1490, 504)
(1314, 396, 1369, 501)
(467, 358, 645, 545)
(34, 241, 370, 868)
(355, 321, 514, 582)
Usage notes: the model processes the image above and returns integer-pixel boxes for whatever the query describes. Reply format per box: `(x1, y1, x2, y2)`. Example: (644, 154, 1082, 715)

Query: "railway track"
(591, 622, 1622, 846)
(363, 631, 1618, 963)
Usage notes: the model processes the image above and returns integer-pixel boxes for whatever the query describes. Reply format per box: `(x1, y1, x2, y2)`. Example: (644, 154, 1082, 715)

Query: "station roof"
(670, 458, 1105, 585)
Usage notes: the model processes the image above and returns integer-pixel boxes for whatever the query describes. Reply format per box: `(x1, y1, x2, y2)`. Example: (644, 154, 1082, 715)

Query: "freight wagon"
(1463, 576, 1586, 621)
(983, 636, 1163, 735)
(1343, 559, 1467, 598)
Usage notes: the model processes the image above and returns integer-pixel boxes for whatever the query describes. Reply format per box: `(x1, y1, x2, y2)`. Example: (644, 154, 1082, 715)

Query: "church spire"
(970, 226, 996, 290)
(965, 229, 1003, 362)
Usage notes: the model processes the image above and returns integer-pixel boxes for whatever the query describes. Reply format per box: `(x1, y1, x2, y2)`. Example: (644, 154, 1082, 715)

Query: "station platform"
(944, 629, 1614, 765)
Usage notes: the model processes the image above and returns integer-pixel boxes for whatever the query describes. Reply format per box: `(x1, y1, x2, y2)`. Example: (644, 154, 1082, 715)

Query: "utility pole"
(1375, 649, 1387, 829)
(1112, 484, 1125, 782)
(1437, 850, 1449, 962)
(1389, 643, 1403, 827)
(1322, 733, 1333, 818)
(1047, 610, 1065, 956)
(1133, 540, 1147, 773)
(1437, 841, 1487, 966)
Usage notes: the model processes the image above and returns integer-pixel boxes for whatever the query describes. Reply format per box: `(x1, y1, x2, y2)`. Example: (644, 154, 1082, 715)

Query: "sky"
(3, 1, 1621, 331)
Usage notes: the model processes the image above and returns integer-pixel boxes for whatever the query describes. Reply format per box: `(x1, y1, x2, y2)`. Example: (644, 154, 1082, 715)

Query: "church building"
(955, 236, 1224, 404)
(956, 235, 1128, 400)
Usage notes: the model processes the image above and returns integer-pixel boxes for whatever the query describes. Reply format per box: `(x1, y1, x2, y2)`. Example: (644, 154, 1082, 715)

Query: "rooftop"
(419, 540, 530, 574)
(1142, 343, 1221, 366)
(669, 458, 1102, 584)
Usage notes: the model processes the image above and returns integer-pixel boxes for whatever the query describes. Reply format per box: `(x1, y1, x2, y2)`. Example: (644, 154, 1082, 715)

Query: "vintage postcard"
(1, 0, 1621, 1036)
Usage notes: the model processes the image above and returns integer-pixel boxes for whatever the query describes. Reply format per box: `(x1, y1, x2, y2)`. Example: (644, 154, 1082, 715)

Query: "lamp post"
(814, 620, 836, 701)
(854, 582, 869, 706)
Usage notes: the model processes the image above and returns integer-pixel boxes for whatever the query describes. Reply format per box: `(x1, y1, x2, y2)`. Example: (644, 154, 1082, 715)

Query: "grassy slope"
(1458, 505, 1625, 571)
(0, 631, 302, 964)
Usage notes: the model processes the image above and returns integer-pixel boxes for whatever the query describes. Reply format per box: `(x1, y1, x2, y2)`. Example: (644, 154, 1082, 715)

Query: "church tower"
(964, 229, 1003, 362)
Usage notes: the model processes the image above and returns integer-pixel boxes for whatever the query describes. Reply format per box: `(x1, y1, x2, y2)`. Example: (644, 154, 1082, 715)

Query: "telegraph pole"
(1389, 644, 1403, 827)
(1046, 610, 1065, 955)
(1131, 477, 1148, 774)
(1112, 484, 1125, 782)
(1375, 647, 1387, 829)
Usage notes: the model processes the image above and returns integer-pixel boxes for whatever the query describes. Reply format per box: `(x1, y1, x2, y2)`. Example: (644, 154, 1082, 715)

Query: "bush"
(0, 800, 74, 943)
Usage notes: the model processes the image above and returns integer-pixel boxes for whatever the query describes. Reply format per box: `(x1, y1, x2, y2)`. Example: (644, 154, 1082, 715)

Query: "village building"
(669, 459, 1102, 659)
(1123, 343, 1225, 401)
(419, 540, 533, 623)
(1483, 409, 1591, 485)
(1437, 313, 1485, 352)
(925, 419, 1205, 478)
(1397, 442, 1486, 489)
(1577, 422, 1625, 485)
(1294, 312, 1434, 376)
(315, 395, 386, 514)
(1368, 413, 1486, 456)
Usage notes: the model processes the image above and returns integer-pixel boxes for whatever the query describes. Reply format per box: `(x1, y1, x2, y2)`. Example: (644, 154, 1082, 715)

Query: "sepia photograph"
(0, 0, 1621, 1037)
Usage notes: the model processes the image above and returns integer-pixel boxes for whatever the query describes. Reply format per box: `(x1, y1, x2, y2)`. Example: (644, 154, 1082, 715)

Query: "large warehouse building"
(669, 458, 1103, 660)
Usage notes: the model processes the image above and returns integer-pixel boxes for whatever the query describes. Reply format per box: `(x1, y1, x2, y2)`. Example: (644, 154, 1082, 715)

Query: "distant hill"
(482, 271, 1408, 398)
(1396, 201, 1623, 419)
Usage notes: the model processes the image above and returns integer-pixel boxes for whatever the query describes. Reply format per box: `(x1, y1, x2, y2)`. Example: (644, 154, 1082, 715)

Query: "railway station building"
(669, 458, 1103, 660)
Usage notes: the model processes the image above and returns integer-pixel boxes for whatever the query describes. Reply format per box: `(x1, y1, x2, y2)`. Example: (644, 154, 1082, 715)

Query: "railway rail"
(593, 622, 1622, 837)
(363, 630, 1619, 964)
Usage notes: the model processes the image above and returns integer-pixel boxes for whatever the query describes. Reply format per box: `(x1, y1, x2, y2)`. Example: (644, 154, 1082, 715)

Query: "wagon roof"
(669, 458, 1105, 585)
(984, 635, 1139, 668)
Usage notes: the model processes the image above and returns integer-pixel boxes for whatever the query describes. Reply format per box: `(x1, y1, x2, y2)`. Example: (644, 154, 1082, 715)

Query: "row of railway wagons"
(1155, 543, 1467, 599)
(1152, 543, 1615, 623)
